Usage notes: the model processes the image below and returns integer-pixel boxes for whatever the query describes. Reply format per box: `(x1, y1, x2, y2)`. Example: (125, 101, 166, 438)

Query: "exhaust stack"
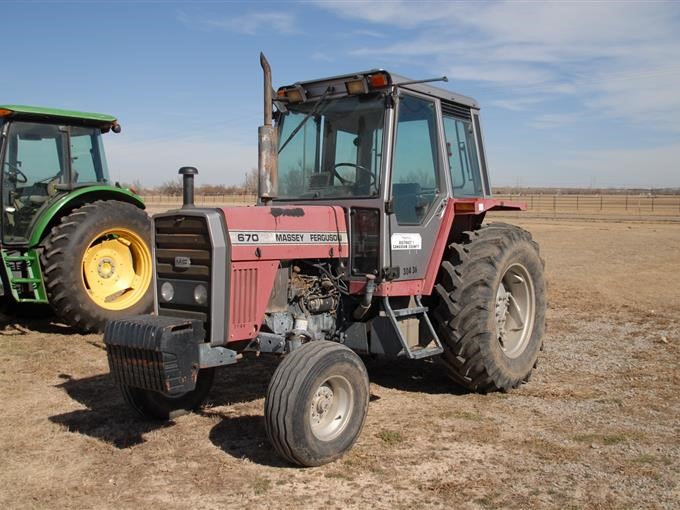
(258, 53, 278, 203)
(179, 166, 198, 208)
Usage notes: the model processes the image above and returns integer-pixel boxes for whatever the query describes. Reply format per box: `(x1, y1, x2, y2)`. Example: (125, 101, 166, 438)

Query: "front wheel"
(121, 368, 216, 420)
(264, 341, 370, 467)
(431, 223, 546, 392)
(41, 200, 153, 332)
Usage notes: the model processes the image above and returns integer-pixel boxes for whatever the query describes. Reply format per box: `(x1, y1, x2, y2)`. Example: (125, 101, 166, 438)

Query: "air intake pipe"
(179, 166, 198, 208)
(258, 53, 278, 204)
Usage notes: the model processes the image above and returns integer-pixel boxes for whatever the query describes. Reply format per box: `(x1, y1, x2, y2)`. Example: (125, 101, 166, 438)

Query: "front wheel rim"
(495, 262, 536, 358)
(82, 227, 152, 310)
(309, 375, 354, 441)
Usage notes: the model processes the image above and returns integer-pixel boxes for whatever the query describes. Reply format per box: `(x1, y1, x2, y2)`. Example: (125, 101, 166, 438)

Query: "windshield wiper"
(278, 86, 333, 154)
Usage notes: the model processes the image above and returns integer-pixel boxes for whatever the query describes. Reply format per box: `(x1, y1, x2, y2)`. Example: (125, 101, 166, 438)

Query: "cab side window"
(391, 95, 439, 224)
(443, 114, 483, 197)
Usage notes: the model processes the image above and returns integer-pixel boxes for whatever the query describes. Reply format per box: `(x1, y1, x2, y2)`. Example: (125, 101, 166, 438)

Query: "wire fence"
(494, 194, 680, 217)
(141, 193, 680, 217)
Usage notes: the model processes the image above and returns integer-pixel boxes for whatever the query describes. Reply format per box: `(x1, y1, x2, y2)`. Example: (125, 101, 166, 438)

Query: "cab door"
(385, 93, 448, 283)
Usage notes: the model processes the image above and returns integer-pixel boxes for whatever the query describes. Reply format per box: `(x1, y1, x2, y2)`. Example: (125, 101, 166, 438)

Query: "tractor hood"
(222, 205, 348, 262)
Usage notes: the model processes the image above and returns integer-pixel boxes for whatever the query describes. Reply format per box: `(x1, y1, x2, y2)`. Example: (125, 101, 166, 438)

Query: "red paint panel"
(422, 200, 456, 295)
(228, 260, 279, 342)
(222, 205, 349, 262)
(349, 279, 424, 296)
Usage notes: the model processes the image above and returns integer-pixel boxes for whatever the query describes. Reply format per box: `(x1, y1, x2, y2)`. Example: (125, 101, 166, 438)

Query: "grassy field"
(0, 216, 678, 509)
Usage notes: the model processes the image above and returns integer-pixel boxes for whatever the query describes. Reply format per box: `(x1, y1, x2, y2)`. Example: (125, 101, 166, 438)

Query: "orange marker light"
(454, 202, 476, 213)
(0, 108, 13, 117)
(368, 73, 389, 88)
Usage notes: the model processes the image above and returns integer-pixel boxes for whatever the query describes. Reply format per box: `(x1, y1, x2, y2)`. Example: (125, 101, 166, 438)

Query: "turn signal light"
(368, 73, 389, 89)
(0, 108, 13, 117)
(454, 202, 476, 213)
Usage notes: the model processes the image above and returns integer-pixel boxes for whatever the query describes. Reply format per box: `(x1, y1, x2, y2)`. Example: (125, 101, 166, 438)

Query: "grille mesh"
(154, 215, 211, 334)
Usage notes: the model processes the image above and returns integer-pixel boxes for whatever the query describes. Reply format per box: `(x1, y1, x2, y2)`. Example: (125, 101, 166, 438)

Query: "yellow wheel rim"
(82, 227, 152, 311)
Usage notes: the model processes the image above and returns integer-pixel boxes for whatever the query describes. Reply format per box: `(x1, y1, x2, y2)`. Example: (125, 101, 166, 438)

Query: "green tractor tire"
(41, 200, 153, 332)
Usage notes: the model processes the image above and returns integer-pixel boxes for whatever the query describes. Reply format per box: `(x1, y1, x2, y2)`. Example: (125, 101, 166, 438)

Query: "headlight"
(193, 284, 208, 305)
(160, 282, 175, 302)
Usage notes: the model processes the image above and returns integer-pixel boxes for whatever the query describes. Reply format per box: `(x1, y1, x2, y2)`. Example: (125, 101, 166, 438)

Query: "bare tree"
(243, 168, 258, 194)
(157, 178, 183, 196)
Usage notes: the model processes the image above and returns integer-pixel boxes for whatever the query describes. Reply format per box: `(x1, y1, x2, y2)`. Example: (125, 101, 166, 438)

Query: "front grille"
(154, 214, 211, 335)
(232, 267, 258, 325)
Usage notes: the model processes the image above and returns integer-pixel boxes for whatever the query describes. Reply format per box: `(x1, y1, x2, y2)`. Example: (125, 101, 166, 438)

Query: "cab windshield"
(276, 94, 385, 199)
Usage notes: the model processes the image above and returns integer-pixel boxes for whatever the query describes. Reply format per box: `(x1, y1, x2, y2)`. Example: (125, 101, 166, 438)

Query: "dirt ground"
(0, 216, 678, 509)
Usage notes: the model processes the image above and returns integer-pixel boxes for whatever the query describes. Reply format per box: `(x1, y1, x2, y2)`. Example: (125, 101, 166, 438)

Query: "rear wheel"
(431, 223, 546, 392)
(121, 368, 216, 420)
(265, 341, 370, 466)
(41, 200, 153, 332)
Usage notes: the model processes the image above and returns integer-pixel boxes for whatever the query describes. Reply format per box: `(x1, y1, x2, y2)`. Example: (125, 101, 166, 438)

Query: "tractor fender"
(28, 186, 145, 247)
(420, 198, 527, 295)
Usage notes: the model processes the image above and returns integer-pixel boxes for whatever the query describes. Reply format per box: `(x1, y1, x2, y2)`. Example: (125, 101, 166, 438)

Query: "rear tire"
(41, 200, 153, 332)
(265, 341, 370, 467)
(121, 368, 216, 420)
(431, 223, 546, 392)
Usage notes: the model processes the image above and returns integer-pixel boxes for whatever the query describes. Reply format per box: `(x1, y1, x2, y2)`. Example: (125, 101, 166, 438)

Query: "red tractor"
(104, 55, 546, 467)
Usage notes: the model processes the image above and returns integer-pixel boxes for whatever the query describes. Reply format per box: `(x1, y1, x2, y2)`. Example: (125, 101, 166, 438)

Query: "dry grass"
(0, 217, 678, 509)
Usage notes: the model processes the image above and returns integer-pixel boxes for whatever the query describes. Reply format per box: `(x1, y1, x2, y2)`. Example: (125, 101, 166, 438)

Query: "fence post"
(553, 195, 556, 212)
(651, 196, 654, 212)
(576, 195, 579, 210)
(600, 195, 603, 211)
(625, 195, 628, 211)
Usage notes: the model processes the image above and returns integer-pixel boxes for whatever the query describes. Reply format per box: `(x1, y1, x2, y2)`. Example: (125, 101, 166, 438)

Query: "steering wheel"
(4, 162, 28, 184)
(333, 163, 375, 186)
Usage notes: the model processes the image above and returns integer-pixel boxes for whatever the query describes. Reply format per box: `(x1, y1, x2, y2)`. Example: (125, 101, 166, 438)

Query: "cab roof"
(280, 69, 479, 109)
(0, 104, 117, 128)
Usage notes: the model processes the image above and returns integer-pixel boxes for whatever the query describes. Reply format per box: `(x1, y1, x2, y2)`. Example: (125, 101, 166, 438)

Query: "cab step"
(382, 296, 443, 359)
(1, 249, 48, 303)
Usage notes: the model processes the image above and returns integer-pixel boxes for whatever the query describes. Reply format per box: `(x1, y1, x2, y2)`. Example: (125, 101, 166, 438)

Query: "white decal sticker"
(391, 233, 422, 251)
(230, 231, 347, 245)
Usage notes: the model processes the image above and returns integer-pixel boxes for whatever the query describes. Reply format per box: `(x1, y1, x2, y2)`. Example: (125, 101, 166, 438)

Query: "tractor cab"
(271, 70, 494, 284)
(0, 105, 117, 244)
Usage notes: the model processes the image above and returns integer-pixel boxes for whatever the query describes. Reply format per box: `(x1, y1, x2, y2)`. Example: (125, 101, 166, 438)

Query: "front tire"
(432, 223, 546, 392)
(121, 368, 216, 420)
(265, 341, 370, 467)
(41, 200, 153, 332)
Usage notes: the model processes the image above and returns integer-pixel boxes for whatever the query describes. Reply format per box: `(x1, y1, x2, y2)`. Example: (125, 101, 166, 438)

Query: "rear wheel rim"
(495, 262, 535, 358)
(309, 375, 353, 441)
(82, 227, 152, 310)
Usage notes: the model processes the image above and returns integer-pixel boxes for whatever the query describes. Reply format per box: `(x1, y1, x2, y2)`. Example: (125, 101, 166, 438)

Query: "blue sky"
(4, 0, 680, 188)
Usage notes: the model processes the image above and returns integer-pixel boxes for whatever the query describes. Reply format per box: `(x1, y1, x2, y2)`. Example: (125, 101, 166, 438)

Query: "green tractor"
(0, 105, 153, 331)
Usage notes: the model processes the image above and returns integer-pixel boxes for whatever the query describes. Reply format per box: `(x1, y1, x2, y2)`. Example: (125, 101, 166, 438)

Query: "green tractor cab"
(0, 105, 152, 331)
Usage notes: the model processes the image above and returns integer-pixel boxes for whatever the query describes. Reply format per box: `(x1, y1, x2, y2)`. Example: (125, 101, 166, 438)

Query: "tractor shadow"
(49, 356, 280, 450)
(363, 356, 467, 396)
(0, 304, 81, 336)
(206, 413, 290, 468)
(49, 352, 464, 464)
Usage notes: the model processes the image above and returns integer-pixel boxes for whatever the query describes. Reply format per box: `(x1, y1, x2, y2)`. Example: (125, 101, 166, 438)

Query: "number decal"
(402, 265, 418, 276)
(236, 233, 260, 243)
